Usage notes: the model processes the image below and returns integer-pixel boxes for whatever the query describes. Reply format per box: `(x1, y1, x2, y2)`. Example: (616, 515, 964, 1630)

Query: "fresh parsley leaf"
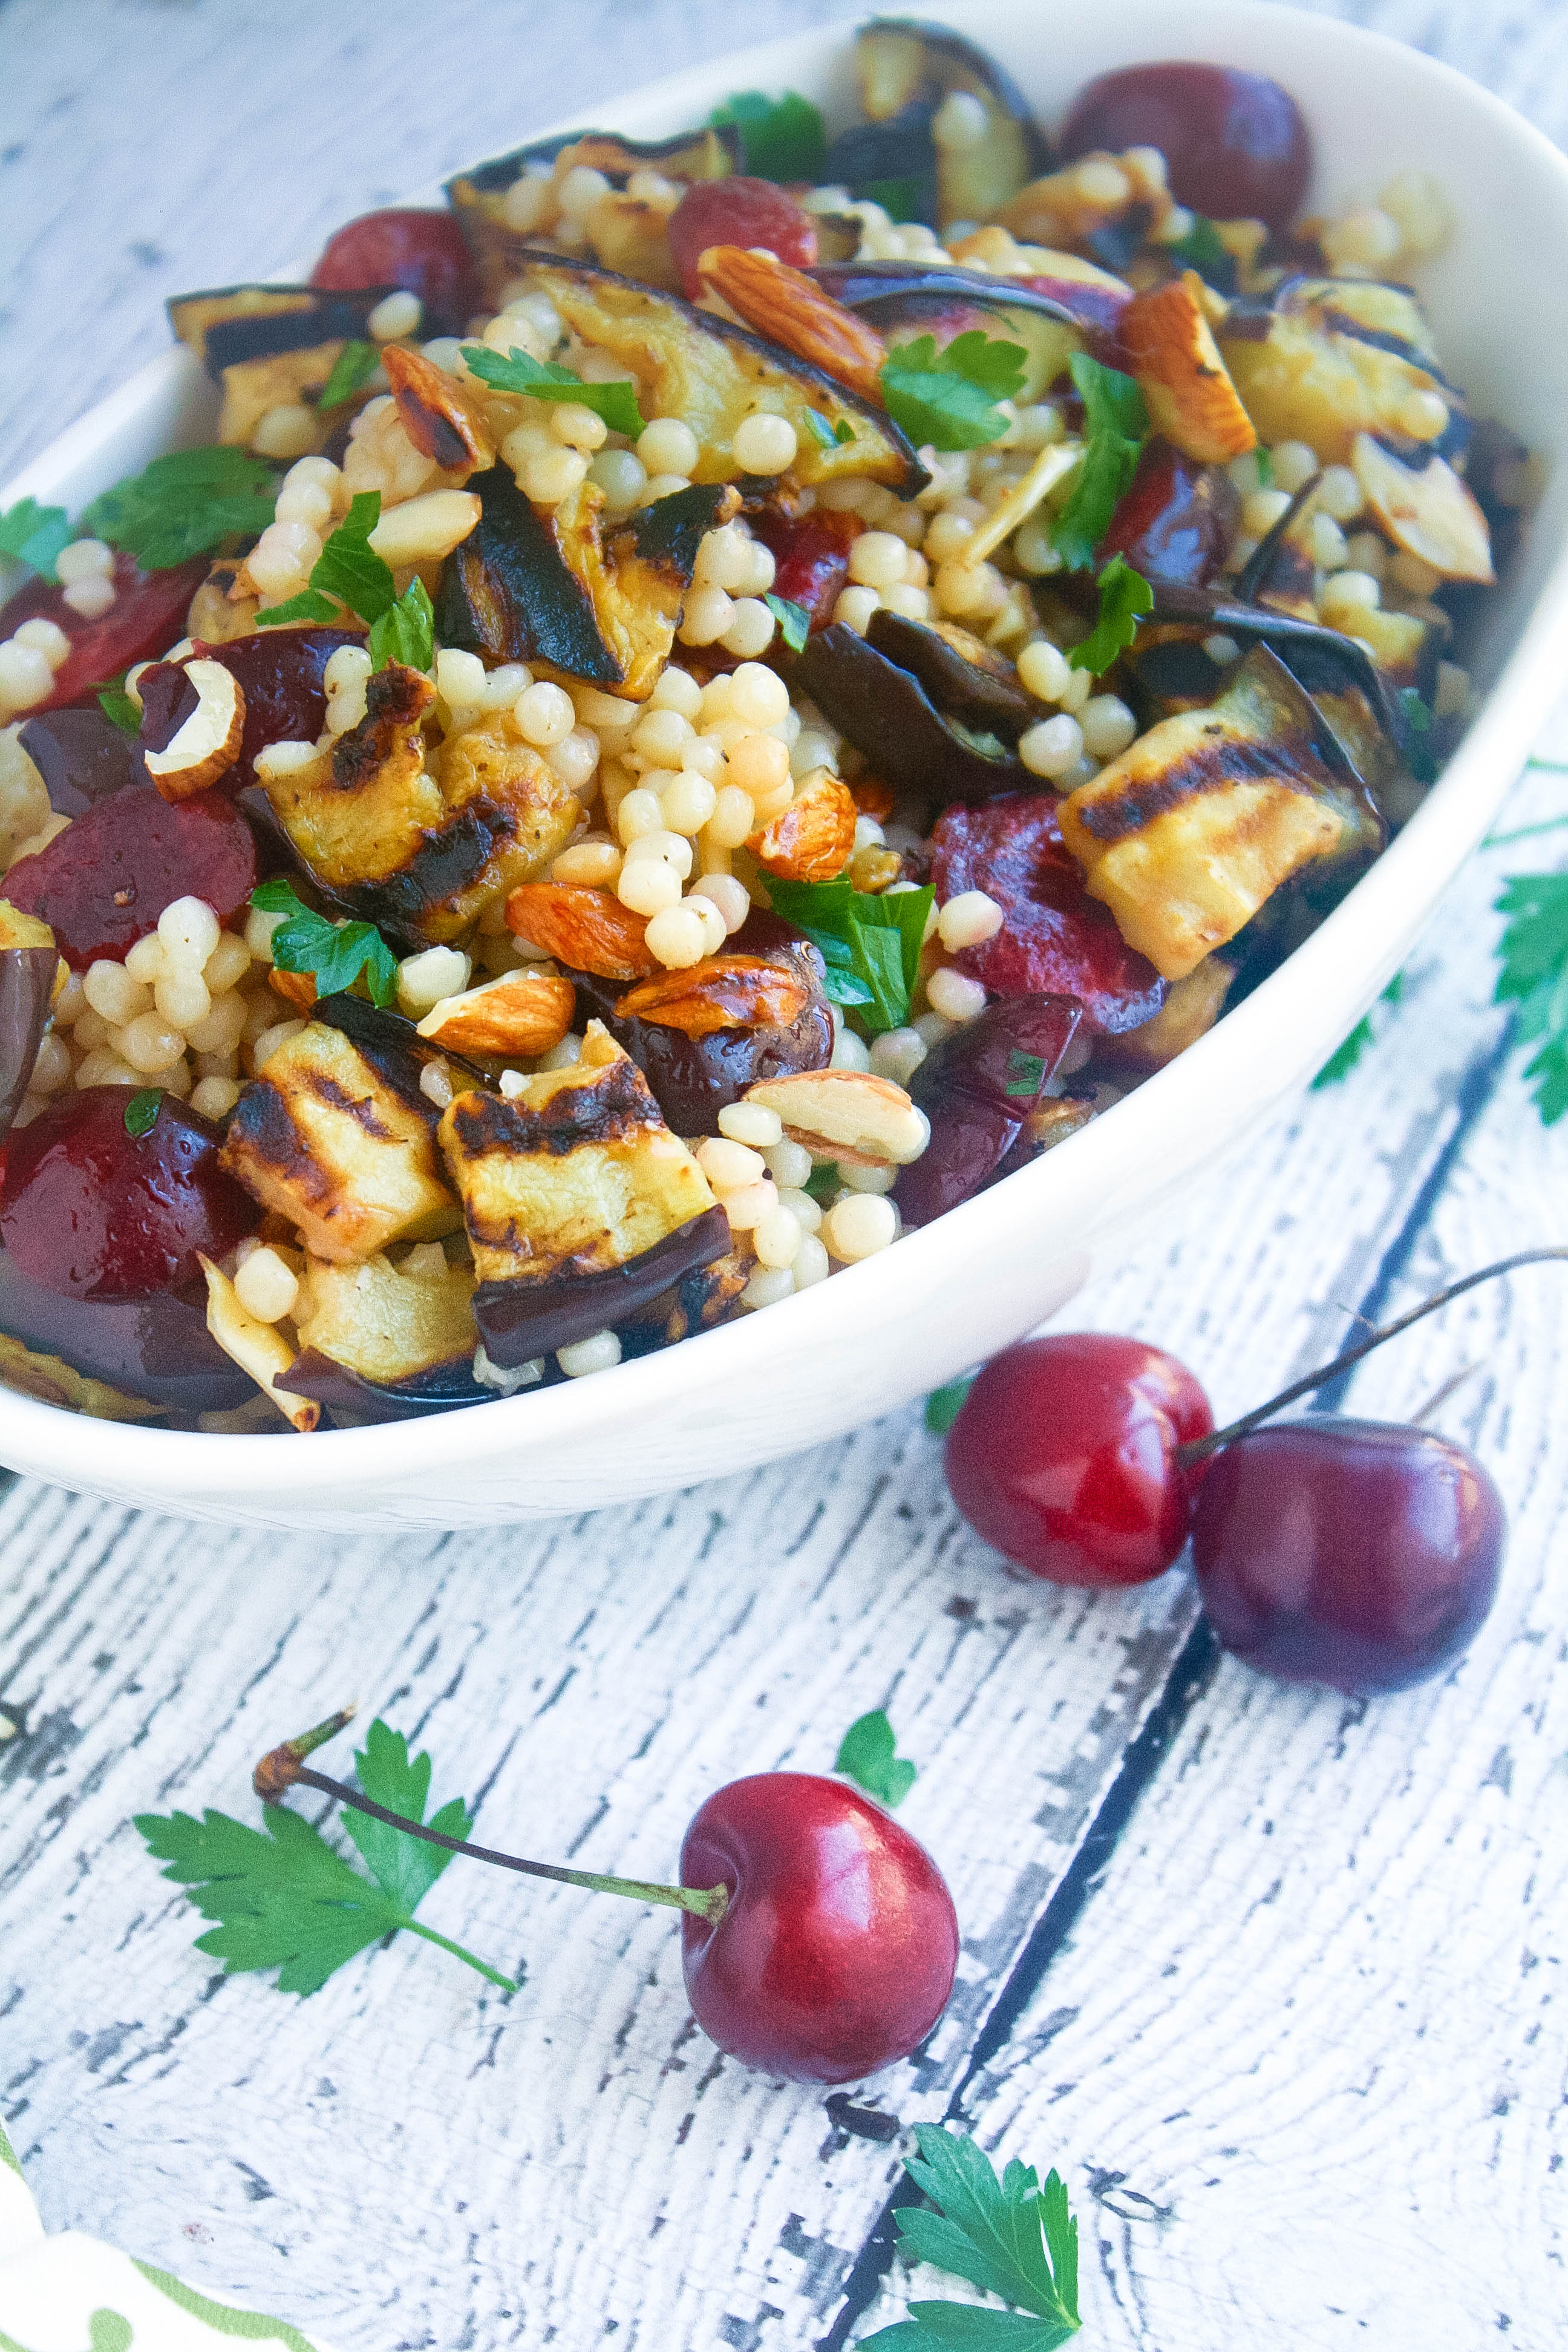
(79, 445, 279, 571)
(97, 679, 143, 736)
(1163, 214, 1236, 292)
(136, 1715, 514, 1998)
(862, 2127, 1081, 2350)
(805, 1163, 840, 1203)
(123, 1089, 160, 1138)
(255, 880, 399, 1008)
(1312, 972, 1403, 1088)
(252, 587, 342, 630)
(460, 344, 645, 440)
(924, 1377, 973, 1434)
(1398, 686, 1439, 783)
(835, 416, 857, 445)
(769, 877, 935, 1035)
(765, 592, 811, 654)
(862, 175, 931, 226)
(880, 332, 1028, 454)
(0, 497, 74, 583)
(253, 492, 396, 636)
(1495, 871, 1568, 1123)
(1254, 446, 1274, 488)
(368, 574, 435, 673)
(1051, 353, 1147, 572)
(803, 409, 838, 449)
(710, 88, 828, 183)
(1005, 1049, 1048, 1099)
(835, 1710, 916, 1807)
(1068, 554, 1153, 676)
(318, 338, 381, 412)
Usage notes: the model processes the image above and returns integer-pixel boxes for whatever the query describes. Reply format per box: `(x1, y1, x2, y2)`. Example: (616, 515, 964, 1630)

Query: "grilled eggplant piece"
(997, 148, 1176, 269)
(0, 948, 59, 1135)
(220, 1013, 460, 1263)
(1140, 582, 1418, 762)
(812, 261, 1086, 397)
(866, 610, 1036, 742)
(454, 253, 927, 497)
(436, 465, 735, 697)
(828, 19, 1047, 229)
(18, 708, 140, 815)
(0, 1249, 253, 1415)
(1057, 644, 1381, 981)
(1218, 276, 1469, 465)
(168, 284, 398, 448)
(448, 127, 739, 301)
(1097, 956, 1235, 1070)
(0, 1327, 163, 1420)
(794, 622, 1027, 805)
(437, 1024, 727, 1365)
(256, 662, 580, 941)
(283, 1246, 483, 1420)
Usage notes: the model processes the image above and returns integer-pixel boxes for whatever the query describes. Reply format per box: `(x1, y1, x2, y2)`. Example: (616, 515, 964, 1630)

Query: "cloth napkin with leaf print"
(0, 2122, 338, 2352)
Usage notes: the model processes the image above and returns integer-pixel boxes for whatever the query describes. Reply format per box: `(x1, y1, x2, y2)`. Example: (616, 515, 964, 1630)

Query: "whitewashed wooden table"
(2, 3, 1567, 2347)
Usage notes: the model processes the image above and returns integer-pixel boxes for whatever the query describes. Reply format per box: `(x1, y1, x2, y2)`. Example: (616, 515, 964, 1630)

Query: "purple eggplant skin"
(566, 910, 834, 1136)
(0, 950, 59, 1136)
(794, 624, 1028, 806)
(281, 1347, 490, 1421)
(474, 1204, 733, 1368)
(894, 994, 1081, 1229)
(0, 1250, 254, 1414)
(18, 709, 140, 816)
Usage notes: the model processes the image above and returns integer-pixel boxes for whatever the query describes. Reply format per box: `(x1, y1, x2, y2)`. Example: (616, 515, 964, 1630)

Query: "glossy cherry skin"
(1191, 1417, 1506, 1694)
(668, 178, 818, 300)
(946, 1333, 1214, 1586)
(1058, 62, 1311, 229)
(0, 555, 209, 717)
(310, 208, 481, 335)
(1099, 439, 1240, 587)
(0, 1087, 259, 1302)
(3, 785, 258, 969)
(679, 1772, 959, 2083)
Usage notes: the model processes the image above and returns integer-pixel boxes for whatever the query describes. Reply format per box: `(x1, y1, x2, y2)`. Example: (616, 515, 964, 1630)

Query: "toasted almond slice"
(1123, 272, 1257, 465)
(743, 1068, 929, 1167)
(367, 487, 483, 568)
(382, 344, 497, 474)
(748, 766, 859, 883)
(142, 659, 246, 802)
(200, 1255, 320, 1432)
(417, 967, 576, 1057)
(961, 440, 1083, 567)
(504, 883, 659, 981)
(696, 246, 887, 403)
(1351, 431, 1494, 583)
(269, 965, 319, 1013)
(615, 953, 812, 1037)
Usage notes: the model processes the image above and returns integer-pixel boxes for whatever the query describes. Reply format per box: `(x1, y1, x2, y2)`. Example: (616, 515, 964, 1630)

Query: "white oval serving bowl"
(2, 0, 1566, 1529)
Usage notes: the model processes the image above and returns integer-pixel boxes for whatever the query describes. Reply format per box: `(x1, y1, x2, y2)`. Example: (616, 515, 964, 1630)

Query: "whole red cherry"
(1191, 1418, 1506, 1694)
(1058, 62, 1312, 229)
(667, 178, 818, 301)
(944, 1332, 1214, 1586)
(311, 208, 481, 336)
(0, 1086, 259, 1302)
(679, 1772, 958, 2082)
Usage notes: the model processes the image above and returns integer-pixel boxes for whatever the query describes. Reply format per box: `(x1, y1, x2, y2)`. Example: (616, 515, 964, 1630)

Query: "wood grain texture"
(2, 3, 1567, 2348)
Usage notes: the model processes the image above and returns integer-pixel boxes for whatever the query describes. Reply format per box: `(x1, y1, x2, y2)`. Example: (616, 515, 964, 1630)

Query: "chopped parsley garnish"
(861, 175, 930, 226)
(1051, 353, 1148, 571)
(1254, 445, 1274, 488)
(764, 592, 811, 653)
(123, 1089, 161, 1138)
(765, 875, 934, 1036)
(1398, 686, 1439, 783)
(0, 497, 74, 583)
(835, 1710, 916, 1808)
(710, 88, 827, 183)
(318, 338, 381, 412)
(1005, 1048, 1049, 1098)
(862, 2125, 1081, 2349)
(803, 408, 857, 451)
(459, 344, 645, 440)
(879, 331, 1028, 454)
(1494, 872, 1568, 1123)
(253, 492, 422, 670)
(251, 878, 399, 1007)
(96, 678, 143, 736)
(924, 1376, 973, 1434)
(78, 445, 279, 572)
(137, 1716, 515, 1996)
(1163, 214, 1237, 292)
(1068, 554, 1154, 675)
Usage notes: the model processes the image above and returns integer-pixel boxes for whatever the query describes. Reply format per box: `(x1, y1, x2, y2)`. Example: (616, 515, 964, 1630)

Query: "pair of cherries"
(943, 1255, 1557, 1697)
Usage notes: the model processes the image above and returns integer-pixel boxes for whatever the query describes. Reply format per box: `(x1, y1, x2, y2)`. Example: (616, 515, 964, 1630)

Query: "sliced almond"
(696, 247, 887, 403)
(749, 766, 858, 883)
(199, 1255, 320, 1432)
(743, 1068, 929, 1167)
(382, 345, 497, 474)
(615, 954, 812, 1037)
(367, 487, 483, 569)
(417, 967, 576, 1057)
(142, 659, 246, 802)
(1351, 432, 1494, 583)
(269, 965, 319, 1013)
(503, 883, 658, 981)
(1123, 272, 1257, 465)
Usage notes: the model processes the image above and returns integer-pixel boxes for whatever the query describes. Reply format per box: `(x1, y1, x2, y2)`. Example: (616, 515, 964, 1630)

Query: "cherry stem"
(1176, 1246, 1568, 1469)
(253, 1713, 730, 1925)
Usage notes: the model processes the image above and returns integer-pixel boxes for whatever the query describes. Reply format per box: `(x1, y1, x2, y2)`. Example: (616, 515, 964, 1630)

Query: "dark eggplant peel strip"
(168, 284, 399, 446)
(794, 622, 1028, 805)
(829, 18, 1047, 229)
(0, 948, 63, 1135)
